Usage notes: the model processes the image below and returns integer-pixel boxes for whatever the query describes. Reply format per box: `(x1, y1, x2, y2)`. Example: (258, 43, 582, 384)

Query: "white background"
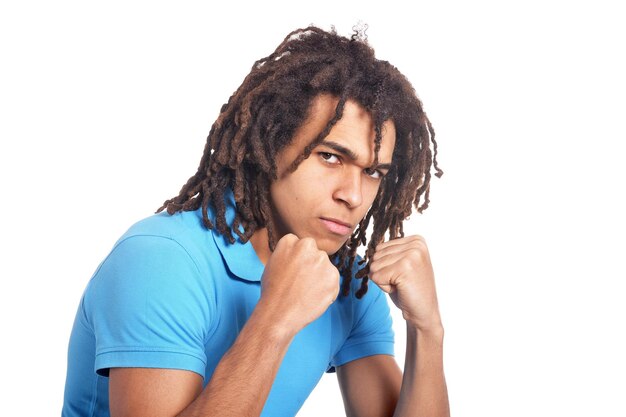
(1, 0, 625, 416)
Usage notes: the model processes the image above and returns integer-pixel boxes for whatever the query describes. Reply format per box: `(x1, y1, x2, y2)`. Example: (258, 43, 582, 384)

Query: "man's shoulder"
(121, 208, 207, 242)
(84, 208, 225, 300)
(107, 208, 219, 263)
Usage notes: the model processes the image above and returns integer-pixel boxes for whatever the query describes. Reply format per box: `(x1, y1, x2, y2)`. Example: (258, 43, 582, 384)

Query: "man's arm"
(338, 235, 450, 417)
(109, 304, 296, 417)
(337, 325, 447, 417)
(393, 324, 448, 417)
(108, 234, 340, 417)
(337, 355, 402, 417)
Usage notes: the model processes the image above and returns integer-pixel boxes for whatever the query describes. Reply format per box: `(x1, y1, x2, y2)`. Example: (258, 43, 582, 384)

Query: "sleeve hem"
(327, 340, 394, 373)
(95, 349, 207, 379)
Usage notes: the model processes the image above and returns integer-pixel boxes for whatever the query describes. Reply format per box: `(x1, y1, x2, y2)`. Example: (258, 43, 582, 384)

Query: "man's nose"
(333, 169, 363, 208)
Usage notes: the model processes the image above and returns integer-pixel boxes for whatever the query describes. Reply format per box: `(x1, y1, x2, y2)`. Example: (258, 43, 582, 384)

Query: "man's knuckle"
(408, 247, 427, 264)
(299, 237, 317, 248)
(279, 233, 297, 246)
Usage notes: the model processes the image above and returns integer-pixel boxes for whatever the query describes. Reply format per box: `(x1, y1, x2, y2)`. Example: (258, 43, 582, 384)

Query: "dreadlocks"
(156, 25, 443, 298)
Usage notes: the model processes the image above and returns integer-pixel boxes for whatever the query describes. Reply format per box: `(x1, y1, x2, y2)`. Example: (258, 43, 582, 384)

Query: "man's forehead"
(280, 95, 396, 164)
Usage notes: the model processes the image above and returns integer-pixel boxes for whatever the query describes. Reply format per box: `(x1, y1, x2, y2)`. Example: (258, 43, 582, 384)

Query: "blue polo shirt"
(62, 197, 395, 416)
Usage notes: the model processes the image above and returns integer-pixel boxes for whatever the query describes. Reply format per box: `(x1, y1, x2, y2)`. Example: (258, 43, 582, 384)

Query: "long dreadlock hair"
(157, 25, 442, 298)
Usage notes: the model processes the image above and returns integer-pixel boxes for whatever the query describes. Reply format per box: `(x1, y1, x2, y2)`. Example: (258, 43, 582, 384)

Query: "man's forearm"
(393, 324, 450, 417)
(178, 306, 296, 417)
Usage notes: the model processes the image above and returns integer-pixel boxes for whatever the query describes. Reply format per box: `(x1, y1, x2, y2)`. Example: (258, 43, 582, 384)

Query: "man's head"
(158, 26, 442, 297)
(268, 94, 396, 257)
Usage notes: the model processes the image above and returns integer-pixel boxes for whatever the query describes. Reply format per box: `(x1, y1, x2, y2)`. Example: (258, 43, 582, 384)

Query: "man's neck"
(249, 228, 271, 265)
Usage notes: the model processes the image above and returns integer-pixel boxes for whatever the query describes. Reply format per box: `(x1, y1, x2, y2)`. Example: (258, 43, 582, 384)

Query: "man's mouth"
(319, 217, 353, 236)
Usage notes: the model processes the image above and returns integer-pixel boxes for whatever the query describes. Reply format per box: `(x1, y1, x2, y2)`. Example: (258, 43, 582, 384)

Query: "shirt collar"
(208, 190, 265, 282)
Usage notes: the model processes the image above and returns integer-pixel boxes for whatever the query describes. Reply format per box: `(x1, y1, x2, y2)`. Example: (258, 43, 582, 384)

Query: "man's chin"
(319, 239, 351, 256)
(290, 230, 350, 255)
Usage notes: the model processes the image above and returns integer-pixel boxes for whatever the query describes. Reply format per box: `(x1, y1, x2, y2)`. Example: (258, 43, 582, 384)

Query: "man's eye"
(365, 168, 383, 179)
(320, 152, 340, 164)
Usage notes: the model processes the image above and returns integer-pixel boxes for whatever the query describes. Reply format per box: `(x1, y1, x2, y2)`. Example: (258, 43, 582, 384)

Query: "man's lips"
(320, 217, 353, 236)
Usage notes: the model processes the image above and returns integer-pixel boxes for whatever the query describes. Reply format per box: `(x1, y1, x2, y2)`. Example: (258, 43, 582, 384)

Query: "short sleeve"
(329, 283, 395, 370)
(84, 235, 216, 378)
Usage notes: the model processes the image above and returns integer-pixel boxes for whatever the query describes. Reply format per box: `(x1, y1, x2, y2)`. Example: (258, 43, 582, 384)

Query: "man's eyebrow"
(320, 140, 359, 161)
(319, 140, 393, 170)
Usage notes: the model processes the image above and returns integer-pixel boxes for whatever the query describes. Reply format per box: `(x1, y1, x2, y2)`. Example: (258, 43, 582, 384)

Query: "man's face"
(269, 94, 396, 254)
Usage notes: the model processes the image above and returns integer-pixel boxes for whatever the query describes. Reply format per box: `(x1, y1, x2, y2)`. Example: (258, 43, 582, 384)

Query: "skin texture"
(109, 95, 449, 417)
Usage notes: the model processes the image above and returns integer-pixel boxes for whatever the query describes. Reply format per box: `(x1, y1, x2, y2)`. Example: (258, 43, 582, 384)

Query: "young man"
(62, 26, 450, 417)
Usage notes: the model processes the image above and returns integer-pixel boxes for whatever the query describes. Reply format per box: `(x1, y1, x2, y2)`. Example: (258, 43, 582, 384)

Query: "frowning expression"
(269, 94, 396, 254)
